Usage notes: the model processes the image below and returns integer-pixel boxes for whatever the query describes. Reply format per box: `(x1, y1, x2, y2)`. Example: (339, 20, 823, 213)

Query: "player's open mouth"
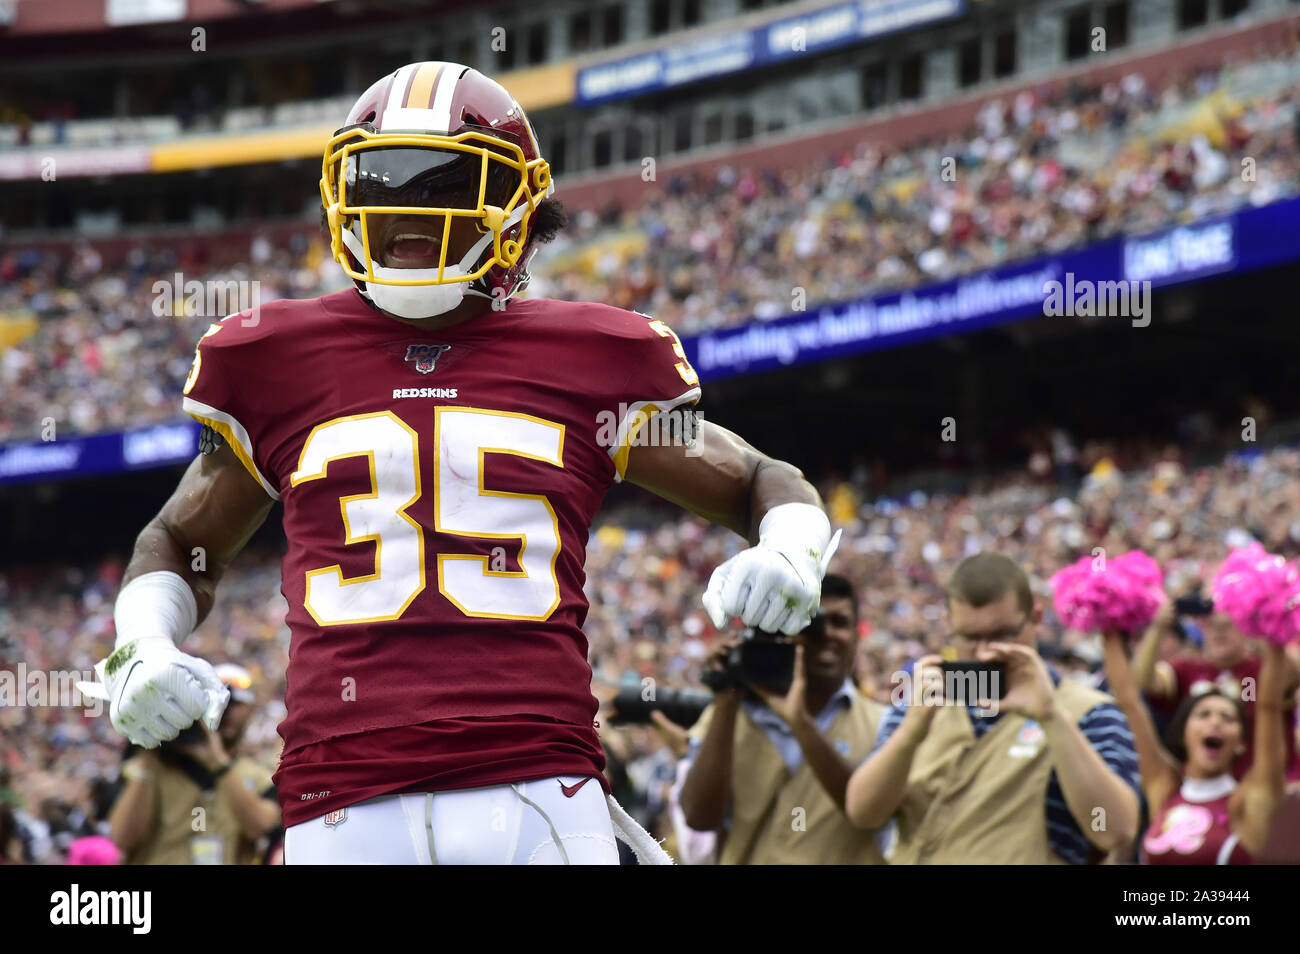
(381, 228, 444, 268)
(1202, 735, 1224, 753)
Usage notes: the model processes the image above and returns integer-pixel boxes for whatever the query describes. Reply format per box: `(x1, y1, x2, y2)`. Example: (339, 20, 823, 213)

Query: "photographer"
(678, 575, 886, 865)
(845, 553, 1141, 864)
(108, 664, 279, 864)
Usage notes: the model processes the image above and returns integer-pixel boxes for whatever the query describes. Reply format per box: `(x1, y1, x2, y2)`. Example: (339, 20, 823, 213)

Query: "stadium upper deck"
(0, 0, 1291, 183)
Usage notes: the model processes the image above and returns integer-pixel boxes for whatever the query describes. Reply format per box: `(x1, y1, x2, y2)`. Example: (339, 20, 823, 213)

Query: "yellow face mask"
(319, 125, 551, 289)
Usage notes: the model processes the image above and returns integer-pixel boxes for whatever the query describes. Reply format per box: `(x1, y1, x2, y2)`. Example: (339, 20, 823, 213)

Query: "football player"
(83, 62, 838, 864)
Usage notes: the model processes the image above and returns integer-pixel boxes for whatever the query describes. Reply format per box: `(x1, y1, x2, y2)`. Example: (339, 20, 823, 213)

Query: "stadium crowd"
(535, 48, 1300, 332)
(3, 47, 1299, 443)
(5, 431, 1300, 863)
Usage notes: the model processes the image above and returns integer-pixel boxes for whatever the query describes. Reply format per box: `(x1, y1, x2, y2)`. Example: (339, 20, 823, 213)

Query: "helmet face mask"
(320, 125, 548, 289)
(318, 63, 555, 317)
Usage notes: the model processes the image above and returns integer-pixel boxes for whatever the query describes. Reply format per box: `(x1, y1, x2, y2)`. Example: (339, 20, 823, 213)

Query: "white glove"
(78, 638, 229, 749)
(702, 503, 842, 636)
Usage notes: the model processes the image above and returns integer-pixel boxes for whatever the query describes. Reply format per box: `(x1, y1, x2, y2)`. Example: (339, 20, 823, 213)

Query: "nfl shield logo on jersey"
(323, 808, 348, 828)
(405, 343, 451, 374)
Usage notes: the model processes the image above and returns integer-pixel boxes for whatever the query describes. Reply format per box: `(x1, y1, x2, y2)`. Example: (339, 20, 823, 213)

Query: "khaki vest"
(890, 678, 1112, 865)
(694, 689, 886, 865)
(127, 756, 271, 865)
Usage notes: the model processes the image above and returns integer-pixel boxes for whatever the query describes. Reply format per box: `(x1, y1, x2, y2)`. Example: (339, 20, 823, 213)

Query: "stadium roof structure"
(2, 4, 1292, 184)
(0, 0, 490, 39)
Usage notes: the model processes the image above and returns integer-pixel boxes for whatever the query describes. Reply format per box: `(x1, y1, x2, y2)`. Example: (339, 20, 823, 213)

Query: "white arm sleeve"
(113, 570, 199, 650)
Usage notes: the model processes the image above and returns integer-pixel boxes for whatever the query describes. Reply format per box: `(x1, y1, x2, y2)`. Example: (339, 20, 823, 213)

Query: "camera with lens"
(1174, 595, 1214, 617)
(607, 615, 821, 726)
(701, 616, 821, 695)
(607, 683, 716, 728)
(1172, 594, 1214, 640)
(171, 722, 207, 747)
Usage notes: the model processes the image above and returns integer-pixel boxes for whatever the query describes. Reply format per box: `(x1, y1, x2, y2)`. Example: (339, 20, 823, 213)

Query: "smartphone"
(939, 661, 1008, 703)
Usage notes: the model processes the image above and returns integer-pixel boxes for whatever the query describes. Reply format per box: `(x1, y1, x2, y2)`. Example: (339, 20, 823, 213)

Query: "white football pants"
(284, 775, 668, 865)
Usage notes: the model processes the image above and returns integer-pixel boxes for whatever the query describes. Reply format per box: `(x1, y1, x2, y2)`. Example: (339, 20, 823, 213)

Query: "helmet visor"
(343, 146, 523, 212)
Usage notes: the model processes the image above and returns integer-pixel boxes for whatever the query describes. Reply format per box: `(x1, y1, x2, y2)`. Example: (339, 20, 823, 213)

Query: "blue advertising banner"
(2, 197, 1296, 487)
(0, 421, 199, 487)
(576, 0, 966, 106)
(682, 196, 1298, 381)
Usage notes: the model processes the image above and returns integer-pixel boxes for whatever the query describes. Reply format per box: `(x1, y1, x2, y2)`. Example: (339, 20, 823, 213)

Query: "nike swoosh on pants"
(559, 777, 592, 798)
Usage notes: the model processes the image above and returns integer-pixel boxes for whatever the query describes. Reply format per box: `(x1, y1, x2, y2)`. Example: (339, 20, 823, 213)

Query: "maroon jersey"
(1162, 655, 1300, 781)
(1142, 778, 1251, 865)
(182, 290, 701, 825)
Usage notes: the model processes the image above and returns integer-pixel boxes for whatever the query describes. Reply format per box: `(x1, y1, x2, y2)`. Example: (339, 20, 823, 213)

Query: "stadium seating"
(2, 47, 1297, 445)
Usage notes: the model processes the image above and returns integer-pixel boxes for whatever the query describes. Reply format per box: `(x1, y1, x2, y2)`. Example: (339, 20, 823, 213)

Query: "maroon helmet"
(319, 62, 554, 315)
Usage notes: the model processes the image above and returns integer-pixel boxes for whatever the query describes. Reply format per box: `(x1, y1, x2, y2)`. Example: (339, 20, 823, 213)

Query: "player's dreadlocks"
(529, 197, 567, 243)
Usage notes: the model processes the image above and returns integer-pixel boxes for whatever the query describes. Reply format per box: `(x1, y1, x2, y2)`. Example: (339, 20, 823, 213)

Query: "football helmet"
(320, 62, 554, 318)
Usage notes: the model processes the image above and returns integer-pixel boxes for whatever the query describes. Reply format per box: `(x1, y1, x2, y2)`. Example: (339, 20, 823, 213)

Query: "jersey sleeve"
(601, 312, 702, 481)
(180, 313, 281, 499)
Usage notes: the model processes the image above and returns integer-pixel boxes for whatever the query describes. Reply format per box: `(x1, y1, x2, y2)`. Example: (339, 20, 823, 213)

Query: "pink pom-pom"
(1213, 545, 1300, 647)
(66, 835, 121, 865)
(1111, 550, 1163, 588)
(1050, 550, 1165, 635)
(1049, 560, 1097, 632)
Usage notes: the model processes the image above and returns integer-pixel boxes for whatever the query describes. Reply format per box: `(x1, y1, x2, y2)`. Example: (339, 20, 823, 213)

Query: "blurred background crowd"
(3, 48, 1299, 442)
(5, 0, 1300, 866)
(6, 433, 1299, 862)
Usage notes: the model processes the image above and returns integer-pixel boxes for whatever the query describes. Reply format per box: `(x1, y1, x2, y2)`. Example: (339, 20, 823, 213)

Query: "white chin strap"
(340, 206, 529, 319)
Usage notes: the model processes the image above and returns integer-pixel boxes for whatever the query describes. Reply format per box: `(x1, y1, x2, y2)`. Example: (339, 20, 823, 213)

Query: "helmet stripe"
(429, 64, 462, 134)
(383, 63, 421, 126)
(405, 61, 443, 111)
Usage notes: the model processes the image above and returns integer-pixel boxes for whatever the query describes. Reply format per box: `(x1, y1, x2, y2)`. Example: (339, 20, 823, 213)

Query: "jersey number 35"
(291, 407, 564, 626)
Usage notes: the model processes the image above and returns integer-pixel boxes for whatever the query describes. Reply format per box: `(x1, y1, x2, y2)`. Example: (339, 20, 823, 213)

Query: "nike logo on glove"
(114, 659, 144, 714)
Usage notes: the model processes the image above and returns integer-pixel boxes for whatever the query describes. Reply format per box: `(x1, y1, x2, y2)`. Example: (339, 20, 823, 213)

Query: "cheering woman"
(1102, 628, 1286, 863)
